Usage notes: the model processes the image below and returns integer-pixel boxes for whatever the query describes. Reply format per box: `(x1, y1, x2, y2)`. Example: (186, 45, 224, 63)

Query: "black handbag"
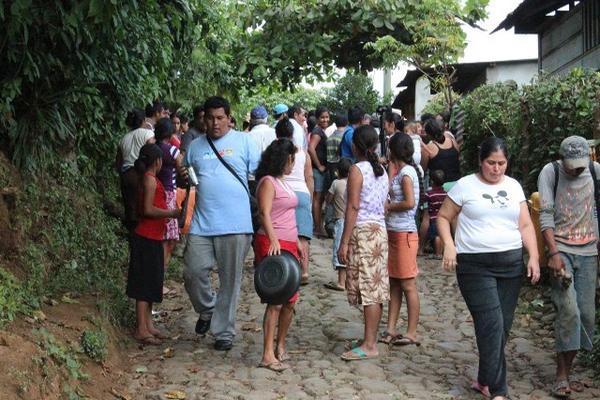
(206, 136, 260, 232)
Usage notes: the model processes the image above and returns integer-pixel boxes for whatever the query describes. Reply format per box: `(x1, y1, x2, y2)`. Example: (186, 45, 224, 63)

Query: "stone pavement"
(127, 237, 599, 400)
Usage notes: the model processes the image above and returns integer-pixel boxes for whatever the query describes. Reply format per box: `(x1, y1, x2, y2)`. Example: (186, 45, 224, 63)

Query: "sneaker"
(195, 315, 212, 335)
(214, 339, 233, 351)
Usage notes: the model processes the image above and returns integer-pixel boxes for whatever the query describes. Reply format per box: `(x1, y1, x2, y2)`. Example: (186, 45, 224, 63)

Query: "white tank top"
(284, 149, 310, 194)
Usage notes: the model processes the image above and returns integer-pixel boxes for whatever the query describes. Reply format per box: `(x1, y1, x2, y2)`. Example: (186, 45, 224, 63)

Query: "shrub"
(458, 68, 600, 194)
(458, 82, 523, 179)
(80, 329, 108, 363)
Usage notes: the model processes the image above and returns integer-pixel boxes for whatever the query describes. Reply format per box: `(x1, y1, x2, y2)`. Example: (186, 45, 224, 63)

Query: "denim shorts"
(295, 191, 313, 239)
(551, 252, 597, 352)
(332, 218, 345, 269)
(312, 168, 326, 193)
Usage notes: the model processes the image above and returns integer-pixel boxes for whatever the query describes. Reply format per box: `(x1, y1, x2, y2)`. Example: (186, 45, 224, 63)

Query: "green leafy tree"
(234, 0, 489, 89)
(322, 73, 380, 114)
(368, 0, 490, 109)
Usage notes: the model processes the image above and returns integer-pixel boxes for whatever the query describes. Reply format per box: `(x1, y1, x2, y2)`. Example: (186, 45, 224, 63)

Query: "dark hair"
(203, 96, 230, 116)
(171, 112, 182, 121)
(288, 104, 304, 119)
(134, 144, 163, 173)
(145, 101, 164, 118)
(384, 111, 404, 133)
(315, 106, 329, 119)
(389, 133, 424, 203)
(192, 105, 204, 120)
(437, 110, 451, 124)
(126, 108, 145, 130)
(424, 118, 444, 143)
(230, 116, 237, 127)
(337, 158, 352, 179)
(430, 169, 445, 187)
(155, 117, 175, 142)
(348, 106, 364, 125)
(352, 125, 384, 177)
(275, 118, 294, 139)
(334, 112, 348, 127)
(255, 138, 297, 181)
(420, 113, 434, 124)
(180, 115, 189, 124)
(479, 137, 509, 163)
(307, 115, 317, 134)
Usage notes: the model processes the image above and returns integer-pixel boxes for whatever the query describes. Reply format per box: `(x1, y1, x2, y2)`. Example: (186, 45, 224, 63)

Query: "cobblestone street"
(127, 238, 599, 400)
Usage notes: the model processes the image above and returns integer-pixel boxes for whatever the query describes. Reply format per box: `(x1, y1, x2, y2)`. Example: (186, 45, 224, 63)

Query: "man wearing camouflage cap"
(537, 135, 599, 398)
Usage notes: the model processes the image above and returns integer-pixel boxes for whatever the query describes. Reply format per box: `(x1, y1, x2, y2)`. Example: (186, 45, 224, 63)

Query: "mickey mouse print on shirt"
(482, 190, 509, 208)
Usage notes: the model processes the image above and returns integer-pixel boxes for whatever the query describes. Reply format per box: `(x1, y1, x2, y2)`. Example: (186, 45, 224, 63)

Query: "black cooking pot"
(254, 250, 301, 305)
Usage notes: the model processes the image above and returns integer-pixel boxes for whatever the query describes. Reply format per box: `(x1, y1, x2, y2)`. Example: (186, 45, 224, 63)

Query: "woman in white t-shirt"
(437, 137, 540, 400)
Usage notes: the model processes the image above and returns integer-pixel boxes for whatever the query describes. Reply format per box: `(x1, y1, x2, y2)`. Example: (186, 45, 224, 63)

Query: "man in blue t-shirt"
(339, 106, 365, 162)
(184, 96, 260, 351)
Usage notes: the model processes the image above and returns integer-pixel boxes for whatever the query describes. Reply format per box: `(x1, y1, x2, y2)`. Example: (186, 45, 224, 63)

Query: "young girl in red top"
(127, 144, 181, 345)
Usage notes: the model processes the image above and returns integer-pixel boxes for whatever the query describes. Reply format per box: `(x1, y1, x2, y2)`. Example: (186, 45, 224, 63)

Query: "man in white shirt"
(288, 104, 308, 150)
(248, 105, 276, 153)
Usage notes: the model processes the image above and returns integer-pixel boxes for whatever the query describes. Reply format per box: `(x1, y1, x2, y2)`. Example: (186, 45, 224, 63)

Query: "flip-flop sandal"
(551, 380, 571, 399)
(300, 276, 309, 286)
(470, 380, 491, 397)
(258, 361, 290, 372)
(340, 347, 378, 361)
(324, 281, 345, 291)
(150, 331, 170, 340)
(134, 335, 162, 346)
(275, 350, 290, 362)
(394, 336, 421, 347)
(344, 339, 363, 351)
(378, 331, 399, 345)
(569, 380, 585, 393)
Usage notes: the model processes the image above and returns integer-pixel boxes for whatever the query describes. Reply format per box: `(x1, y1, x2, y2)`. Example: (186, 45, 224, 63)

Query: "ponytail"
(366, 148, 384, 177)
(408, 158, 425, 205)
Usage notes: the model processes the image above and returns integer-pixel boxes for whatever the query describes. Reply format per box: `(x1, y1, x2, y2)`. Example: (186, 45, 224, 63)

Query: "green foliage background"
(456, 69, 600, 194)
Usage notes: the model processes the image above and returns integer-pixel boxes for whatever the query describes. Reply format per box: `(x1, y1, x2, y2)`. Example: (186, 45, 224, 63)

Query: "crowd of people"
(116, 96, 597, 400)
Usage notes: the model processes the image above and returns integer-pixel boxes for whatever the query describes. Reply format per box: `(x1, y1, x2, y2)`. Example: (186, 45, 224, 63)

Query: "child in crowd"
(127, 144, 181, 345)
(337, 125, 389, 361)
(254, 138, 304, 372)
(324, 158, 352, 291)
(381, 133, 423, 346)
(425, 169, 447, 259)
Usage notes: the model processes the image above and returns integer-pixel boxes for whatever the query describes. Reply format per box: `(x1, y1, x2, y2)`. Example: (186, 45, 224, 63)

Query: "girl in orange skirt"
(382, 133, 424, 346)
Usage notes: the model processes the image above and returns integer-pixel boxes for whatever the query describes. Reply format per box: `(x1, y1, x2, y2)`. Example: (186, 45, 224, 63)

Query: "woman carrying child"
(381, 133, 423, 346)
(254, 138, 304, 372)
(127, 144, 181, 345)
(337, 126, 389, 361)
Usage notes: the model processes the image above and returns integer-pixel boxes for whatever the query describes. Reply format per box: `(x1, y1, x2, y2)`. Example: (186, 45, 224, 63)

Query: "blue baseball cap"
(250, 105, 268, 120)
(273, 103, 289, 115)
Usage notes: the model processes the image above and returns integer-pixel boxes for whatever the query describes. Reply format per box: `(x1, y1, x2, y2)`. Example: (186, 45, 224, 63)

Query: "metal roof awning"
(493, 0, 576, 34)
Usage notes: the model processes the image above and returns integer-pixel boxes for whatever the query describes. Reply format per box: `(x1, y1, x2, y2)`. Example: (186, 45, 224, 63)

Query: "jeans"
(183, 234, 252, 341)
(332, 218, 345, 269)
(551, 252, 598, 352)
(456, 248, 524, 398)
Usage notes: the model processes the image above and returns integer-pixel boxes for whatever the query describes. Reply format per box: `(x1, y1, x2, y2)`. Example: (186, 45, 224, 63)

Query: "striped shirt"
(426, 186, 447, 221)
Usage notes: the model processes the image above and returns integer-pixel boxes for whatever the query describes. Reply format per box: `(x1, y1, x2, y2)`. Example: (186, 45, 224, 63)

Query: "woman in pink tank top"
(254, 138, 304, 372)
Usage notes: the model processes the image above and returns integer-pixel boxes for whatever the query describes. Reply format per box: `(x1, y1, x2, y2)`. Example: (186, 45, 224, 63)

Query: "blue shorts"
(312, 168, 326, 193)
(295, 191, 313, 239)
(332, 218, 345, 269)
(426, 219, 438, 242)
